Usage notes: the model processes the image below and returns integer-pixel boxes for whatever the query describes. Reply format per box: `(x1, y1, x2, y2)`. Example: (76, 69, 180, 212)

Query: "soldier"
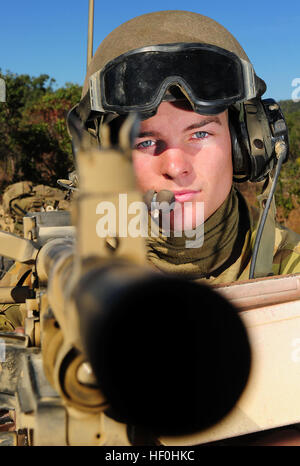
(72, 10, 300, 283)
(70, 10, 300, 445)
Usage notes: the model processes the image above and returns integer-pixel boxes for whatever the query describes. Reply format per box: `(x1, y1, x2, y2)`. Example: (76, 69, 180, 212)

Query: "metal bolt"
(253, 139, 264, 149)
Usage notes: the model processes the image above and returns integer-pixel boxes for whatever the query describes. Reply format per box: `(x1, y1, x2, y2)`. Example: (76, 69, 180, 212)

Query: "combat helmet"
(71, 10, 288, 183)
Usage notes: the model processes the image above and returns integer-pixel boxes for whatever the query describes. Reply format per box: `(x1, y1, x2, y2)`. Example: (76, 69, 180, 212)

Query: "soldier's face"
(132, 101, 233, 230)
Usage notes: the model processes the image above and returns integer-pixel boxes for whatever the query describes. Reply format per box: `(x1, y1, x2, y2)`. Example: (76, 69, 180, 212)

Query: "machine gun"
(0, 112, 256, 446)
(0, 73, 300, 445)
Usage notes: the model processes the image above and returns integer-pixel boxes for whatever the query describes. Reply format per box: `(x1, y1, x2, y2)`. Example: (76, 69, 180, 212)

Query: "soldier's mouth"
(173, 190, 200, 202)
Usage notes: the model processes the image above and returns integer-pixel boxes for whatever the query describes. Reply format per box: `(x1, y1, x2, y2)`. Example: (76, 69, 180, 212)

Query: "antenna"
(0, 78, 6, 102)
(87, 0, 94, 70)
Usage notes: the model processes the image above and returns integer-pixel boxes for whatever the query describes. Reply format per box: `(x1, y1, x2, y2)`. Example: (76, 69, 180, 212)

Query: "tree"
(279, 100, 300, 115)
(0, 70, 81, 188)
(285, 111, 300, 160)
(16, 82, 82, 185)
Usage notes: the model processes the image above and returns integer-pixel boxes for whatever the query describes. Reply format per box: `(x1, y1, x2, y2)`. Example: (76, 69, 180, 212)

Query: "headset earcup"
(229, 119, 250, 180)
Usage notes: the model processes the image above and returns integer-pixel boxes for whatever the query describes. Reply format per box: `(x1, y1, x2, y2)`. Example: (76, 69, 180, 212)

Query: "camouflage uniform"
(146, 188, 300, 284)
(206, 200, 300, 285)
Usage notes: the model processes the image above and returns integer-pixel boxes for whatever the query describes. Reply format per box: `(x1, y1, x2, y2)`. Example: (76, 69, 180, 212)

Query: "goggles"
(88, 43, 265, 117)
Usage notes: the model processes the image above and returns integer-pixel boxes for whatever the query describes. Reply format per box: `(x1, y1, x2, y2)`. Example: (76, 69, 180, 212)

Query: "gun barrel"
(36, 233, 251, 437)
(74, 262, 251, 437)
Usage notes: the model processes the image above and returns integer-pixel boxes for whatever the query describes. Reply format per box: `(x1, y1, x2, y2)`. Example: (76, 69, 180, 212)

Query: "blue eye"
(136, 140, 155, 149)
(192, 131, 209, 139)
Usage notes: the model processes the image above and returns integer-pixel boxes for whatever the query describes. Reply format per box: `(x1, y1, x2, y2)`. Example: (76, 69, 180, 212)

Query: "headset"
(230, 97, 289, 182)
(70, 95, 289, 184)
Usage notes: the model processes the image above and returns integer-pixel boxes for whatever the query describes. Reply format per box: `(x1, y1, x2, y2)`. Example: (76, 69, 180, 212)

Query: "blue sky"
(0, 0, 299, 100)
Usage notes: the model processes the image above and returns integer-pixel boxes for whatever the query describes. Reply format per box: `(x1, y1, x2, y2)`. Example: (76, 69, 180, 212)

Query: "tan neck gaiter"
(146, 187, 248, 278)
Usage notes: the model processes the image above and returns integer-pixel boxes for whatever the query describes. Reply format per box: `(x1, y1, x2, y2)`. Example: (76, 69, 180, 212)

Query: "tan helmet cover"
(82, 10, 251, 99)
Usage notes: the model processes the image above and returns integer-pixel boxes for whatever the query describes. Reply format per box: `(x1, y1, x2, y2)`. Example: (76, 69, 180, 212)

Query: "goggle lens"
(102, 48, 243, 109)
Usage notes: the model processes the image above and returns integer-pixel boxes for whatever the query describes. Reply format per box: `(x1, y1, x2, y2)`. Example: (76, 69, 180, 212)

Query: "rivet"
(253, 139, 264, 149)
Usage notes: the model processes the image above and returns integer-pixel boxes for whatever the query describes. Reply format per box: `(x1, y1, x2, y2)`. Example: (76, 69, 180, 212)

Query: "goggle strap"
(77, 90, 93, 124)
(90, 70, 104, 112)
(240, 58, 256, 100)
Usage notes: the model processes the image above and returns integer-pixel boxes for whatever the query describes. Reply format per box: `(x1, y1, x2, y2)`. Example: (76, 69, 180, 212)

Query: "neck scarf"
(146, 187, 249, 278)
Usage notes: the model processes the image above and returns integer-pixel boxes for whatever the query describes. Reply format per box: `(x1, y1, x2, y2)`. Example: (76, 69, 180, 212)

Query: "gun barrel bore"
(74, 264, 251, 437)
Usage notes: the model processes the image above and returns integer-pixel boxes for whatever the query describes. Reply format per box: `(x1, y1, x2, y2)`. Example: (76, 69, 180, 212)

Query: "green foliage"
(275, 159, 300, 215)
(0, 70, 81, 189)
(274, 102, 300, 219)
(285, 111, 300, 159)
(279, 100, 300, 115)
